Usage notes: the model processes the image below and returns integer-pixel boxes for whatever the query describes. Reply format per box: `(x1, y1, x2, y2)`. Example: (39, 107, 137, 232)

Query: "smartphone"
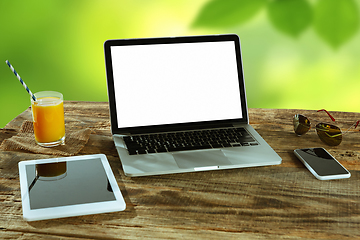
(294, 147, 350, 180)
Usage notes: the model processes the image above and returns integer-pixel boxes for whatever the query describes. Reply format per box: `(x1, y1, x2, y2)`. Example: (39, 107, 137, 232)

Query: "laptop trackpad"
(173, 150, 231, 169)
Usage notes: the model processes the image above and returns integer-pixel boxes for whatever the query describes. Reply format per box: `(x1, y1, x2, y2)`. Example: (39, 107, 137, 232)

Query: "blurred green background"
(1, 0, 359, 128)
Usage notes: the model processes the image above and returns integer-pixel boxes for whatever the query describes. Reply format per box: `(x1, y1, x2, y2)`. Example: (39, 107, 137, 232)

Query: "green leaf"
(192, 0, 266, 28)
(267, 0, 312, 38)
(314, 0, 359, 49)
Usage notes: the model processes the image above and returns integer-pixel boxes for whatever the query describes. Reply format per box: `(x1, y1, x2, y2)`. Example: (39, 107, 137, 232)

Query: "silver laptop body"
(104, 34, 282, 177)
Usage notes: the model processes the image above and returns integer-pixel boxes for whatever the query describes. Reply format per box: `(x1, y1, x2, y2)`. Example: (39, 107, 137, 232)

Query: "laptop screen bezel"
(104, 34, 249, 135)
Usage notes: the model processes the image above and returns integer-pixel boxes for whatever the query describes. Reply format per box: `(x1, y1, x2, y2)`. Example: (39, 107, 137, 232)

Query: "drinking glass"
(31, 91, 65, 147)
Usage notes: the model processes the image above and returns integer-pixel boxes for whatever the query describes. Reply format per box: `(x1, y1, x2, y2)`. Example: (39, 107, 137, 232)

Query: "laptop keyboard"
(123, 127, 258, 155)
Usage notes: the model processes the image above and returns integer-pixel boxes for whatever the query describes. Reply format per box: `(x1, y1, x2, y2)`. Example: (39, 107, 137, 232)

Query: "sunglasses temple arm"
(317, 109, 336, 122)
(342, 120, 360, 135)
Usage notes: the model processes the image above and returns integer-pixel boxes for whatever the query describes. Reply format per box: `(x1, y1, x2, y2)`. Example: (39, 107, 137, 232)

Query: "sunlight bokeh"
(1, 0, 359, 127)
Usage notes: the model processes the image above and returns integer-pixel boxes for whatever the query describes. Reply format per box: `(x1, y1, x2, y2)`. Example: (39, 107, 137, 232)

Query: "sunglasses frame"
(293, 109, 359, 146)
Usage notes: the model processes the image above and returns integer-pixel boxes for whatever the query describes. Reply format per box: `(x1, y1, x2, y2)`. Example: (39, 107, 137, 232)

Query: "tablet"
(18, 154, 126, 221)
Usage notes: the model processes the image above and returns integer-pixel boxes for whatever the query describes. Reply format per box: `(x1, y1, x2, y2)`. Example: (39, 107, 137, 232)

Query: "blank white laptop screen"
(110, 41, 243, 129)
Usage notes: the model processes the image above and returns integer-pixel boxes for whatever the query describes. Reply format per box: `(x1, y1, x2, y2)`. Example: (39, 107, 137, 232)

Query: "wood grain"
(1, 102, 360, 239)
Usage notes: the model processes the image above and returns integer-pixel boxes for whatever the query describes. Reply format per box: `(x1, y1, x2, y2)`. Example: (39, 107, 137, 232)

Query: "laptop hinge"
(113, 121, 247, 136)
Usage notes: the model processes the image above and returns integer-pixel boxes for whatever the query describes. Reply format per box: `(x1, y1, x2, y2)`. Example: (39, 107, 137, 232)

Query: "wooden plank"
(1, 102, 360, 239)
(1, 168, 359, 239)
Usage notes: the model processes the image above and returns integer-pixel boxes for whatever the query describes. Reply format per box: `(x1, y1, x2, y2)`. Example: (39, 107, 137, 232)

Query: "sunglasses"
(293, 109, 359, 146)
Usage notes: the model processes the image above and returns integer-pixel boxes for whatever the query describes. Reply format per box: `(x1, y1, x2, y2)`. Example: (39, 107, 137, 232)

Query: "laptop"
(104, 34, 282, 177)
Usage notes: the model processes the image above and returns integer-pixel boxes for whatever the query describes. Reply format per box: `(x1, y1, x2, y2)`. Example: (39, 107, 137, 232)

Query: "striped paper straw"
(5, 60, 37, 101)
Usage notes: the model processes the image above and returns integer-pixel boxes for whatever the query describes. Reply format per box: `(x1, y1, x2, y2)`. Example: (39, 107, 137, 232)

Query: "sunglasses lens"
(316, 123, 342, 146)
(293, 114, 311, 135)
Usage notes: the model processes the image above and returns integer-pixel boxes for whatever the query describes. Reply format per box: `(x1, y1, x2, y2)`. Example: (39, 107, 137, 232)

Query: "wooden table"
(1, 101, 359, 239)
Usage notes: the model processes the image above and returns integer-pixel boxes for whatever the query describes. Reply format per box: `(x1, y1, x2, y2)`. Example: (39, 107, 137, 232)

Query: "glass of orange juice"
(31, 91, 65, 147)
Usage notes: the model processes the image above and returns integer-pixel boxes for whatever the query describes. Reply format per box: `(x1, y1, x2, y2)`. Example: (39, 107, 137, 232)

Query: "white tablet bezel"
(18, 154, 126, 221)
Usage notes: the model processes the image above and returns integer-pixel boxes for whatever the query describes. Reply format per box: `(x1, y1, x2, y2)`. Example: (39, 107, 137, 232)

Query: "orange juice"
(31, 91, 65, 147)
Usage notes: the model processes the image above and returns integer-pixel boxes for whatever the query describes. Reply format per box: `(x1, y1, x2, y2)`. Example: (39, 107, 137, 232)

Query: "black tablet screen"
(26, 158, 116, 210)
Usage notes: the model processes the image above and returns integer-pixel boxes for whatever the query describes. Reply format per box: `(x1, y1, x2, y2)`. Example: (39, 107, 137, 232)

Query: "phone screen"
(295, 148, 349, 176)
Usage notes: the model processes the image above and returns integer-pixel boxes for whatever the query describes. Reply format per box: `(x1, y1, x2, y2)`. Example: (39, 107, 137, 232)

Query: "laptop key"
(195, 144, 212, 150)
(222, 143, 232, 148)
(138, 149, 147, 154)
(210, 142, 223, 148)
(156, 147, 167, 153)
(147, 149, 156, 154)
(128, 149, 138, 155)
